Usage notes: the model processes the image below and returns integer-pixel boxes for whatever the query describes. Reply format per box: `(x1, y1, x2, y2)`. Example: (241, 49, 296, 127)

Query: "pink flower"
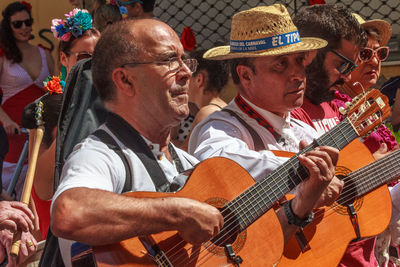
(60, 32, 71, 42)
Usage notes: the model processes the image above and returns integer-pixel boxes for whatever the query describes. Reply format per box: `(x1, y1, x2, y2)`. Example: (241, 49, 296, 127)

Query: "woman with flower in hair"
(51, 8, 100, 80)
(0, 1, 54, 198)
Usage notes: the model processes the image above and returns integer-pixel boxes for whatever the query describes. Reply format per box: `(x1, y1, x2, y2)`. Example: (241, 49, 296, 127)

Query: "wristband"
(284, 199, 314, 228)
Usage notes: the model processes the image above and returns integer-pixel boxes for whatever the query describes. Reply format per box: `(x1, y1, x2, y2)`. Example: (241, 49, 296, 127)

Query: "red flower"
(21, 1, 32, 11)
(180, 27, 196, 52)
(309, 0, 325, 5)
(44, 76, 63, 94)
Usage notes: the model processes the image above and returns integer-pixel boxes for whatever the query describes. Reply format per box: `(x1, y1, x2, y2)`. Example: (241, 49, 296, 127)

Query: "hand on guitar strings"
(174, 198, 224, 244)
(293, 141, 341, 218)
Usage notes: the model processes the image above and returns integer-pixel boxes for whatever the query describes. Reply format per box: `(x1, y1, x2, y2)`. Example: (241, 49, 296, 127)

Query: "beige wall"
(1, 0, 75, 70)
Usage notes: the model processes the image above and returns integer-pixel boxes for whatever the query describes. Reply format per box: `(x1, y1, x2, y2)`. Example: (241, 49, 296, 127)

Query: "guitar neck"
(342, 149, 400, 199)
(228, 118, 359, 230)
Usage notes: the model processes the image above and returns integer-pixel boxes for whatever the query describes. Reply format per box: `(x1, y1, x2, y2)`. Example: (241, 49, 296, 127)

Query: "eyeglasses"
(330, 49, 358, 75)
(120, 57, 199, 73)
(359, 46, 389, 62)
(67, 51, 92, 62)
(116, 0, 143, 6)
(11, 18, 33, 29)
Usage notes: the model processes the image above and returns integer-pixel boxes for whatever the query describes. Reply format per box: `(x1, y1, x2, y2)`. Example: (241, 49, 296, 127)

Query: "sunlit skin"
(237, 52, 310, 117)
(348, 38, 381, 94)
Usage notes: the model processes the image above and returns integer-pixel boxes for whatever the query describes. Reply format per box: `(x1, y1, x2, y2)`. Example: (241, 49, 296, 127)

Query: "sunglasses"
(67, 51, 92, 62)
(330, 49, 358, 75)
(359, 46, 389, 62)
(11, 18, 33, 29)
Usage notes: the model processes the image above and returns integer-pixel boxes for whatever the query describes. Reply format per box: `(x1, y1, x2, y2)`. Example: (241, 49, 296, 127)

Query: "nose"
(290, 61, 306, 82)
(175, 61, 192, 84)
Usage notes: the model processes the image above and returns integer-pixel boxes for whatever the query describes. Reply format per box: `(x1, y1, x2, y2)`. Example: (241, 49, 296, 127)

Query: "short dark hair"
(0, 2, 32, 63)
(293, 4, 367, 51)
(190, 49, 229, 93)
(142, 0, 156, 13)
(229, 58, 256, 85)
(93, 4, 121, 32)
(92, 19, 141, 102)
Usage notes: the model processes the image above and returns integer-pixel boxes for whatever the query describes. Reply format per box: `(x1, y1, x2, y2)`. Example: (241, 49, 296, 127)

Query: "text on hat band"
(230, 31, 301, 53)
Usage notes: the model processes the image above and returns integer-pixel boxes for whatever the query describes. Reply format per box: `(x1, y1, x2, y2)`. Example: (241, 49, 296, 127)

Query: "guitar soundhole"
(333, 166, 363, 215)
(204, 197, 247, 257)
(210, 207, 240, 247)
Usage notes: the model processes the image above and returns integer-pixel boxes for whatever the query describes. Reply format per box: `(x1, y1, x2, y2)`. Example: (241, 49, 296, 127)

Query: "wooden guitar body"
(93, 157, 284, 266)
(279, 140, 392, 267)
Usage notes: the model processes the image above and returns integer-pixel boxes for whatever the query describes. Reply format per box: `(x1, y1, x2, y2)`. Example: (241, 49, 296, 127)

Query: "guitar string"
(163, 103, 385, 266)
(313, 149, 400, 219)
(165, 109, 382, 266)
(167, 120, 358, 266)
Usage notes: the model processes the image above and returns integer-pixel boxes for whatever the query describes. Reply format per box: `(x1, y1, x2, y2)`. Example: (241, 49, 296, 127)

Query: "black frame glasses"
(120, 57, 199, 73)
(11, 18, 33, 29)
(359, 46, 389, 62)
(330, 49, 358, 75)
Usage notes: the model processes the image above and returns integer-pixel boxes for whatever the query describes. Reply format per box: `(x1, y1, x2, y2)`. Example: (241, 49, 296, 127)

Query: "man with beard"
(291, 4, 379, 267)
(291, 4, 365, 136)
(189, 4, 341, 244)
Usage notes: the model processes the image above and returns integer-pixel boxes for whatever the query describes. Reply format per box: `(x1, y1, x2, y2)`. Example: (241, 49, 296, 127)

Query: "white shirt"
(188, 98, 318, 182)
(52, 124, 198, 267)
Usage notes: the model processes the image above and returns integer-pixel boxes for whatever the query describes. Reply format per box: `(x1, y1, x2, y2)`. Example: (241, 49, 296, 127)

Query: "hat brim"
(361, 20, 392, 46)
(204, 37, 327, 60)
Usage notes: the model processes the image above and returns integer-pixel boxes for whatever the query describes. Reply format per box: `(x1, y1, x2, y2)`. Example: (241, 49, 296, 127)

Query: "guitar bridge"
(295, 228, 311, 253)
(139, 236, 173, 267)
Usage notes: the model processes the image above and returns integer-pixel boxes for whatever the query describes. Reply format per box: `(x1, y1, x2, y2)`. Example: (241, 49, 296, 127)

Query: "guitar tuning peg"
(345, 101, 352, 108)
(339, 106, 347, 115)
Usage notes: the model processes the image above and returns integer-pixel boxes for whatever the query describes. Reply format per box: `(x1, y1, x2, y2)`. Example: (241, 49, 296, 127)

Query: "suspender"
(223, 108, 266, 151)
(92, 130, 132, 193)
(98, 112, 184, 192)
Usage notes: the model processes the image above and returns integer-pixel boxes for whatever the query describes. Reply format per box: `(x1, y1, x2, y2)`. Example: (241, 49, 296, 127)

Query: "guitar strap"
(92, 129, 132, 193)
(223, 108, 266, 151)
(104, 112, 176, 193)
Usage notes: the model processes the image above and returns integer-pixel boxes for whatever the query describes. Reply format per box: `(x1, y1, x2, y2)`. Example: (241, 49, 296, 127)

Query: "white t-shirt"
(52, 124, 198, 267)
(188, 98, 318, 182)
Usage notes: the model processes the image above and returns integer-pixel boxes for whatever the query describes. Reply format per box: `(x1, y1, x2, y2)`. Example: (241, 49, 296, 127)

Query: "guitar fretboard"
(227, 118, 359, 230)
(340, 149, 400, 200)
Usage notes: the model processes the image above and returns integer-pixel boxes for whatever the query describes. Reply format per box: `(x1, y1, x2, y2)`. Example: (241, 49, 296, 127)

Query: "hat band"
(230, 30, 301, 53)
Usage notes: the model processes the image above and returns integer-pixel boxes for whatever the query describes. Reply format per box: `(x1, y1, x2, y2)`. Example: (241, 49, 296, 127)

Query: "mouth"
(365, 70, 377, 77)
(170, 90, 188, 98)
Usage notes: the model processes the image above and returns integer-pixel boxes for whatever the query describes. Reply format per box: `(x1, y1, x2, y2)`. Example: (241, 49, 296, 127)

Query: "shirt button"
(149, 144, 154, 150)
(157, 155, 162, 160)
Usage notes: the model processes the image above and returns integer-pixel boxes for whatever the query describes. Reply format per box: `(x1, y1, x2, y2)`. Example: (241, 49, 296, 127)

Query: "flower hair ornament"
(106, 0, 117, 5)
(51, 8, 92, 42)
(43, 75, 65, 95)
(21, 1, 32, 11)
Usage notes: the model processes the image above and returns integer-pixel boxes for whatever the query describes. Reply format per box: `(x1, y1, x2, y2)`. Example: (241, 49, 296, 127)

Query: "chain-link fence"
(154, 0, 400, 52)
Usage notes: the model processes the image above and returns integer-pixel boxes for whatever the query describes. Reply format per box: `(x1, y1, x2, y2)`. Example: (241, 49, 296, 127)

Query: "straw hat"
(204, 4, 327, 60)
(353, 13, 392, 46)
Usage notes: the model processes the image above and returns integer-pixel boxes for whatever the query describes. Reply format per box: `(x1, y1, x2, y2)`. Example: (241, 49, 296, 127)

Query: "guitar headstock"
(345, 89, 390, 137)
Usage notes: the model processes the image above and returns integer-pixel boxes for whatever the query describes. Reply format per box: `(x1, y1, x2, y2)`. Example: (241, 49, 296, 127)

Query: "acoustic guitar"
(279, 139, 400, 266)
(72, 89, 390, 266)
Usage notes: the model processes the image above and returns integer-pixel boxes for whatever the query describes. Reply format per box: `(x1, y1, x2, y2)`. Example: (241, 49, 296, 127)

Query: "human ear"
(236, 65, 254, 88)
(112, 68, 135, 97)
(59, 52, 69, 69)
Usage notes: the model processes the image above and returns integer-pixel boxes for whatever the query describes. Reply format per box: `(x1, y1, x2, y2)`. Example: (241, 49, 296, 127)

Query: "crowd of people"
(0, 0, 400, 266)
